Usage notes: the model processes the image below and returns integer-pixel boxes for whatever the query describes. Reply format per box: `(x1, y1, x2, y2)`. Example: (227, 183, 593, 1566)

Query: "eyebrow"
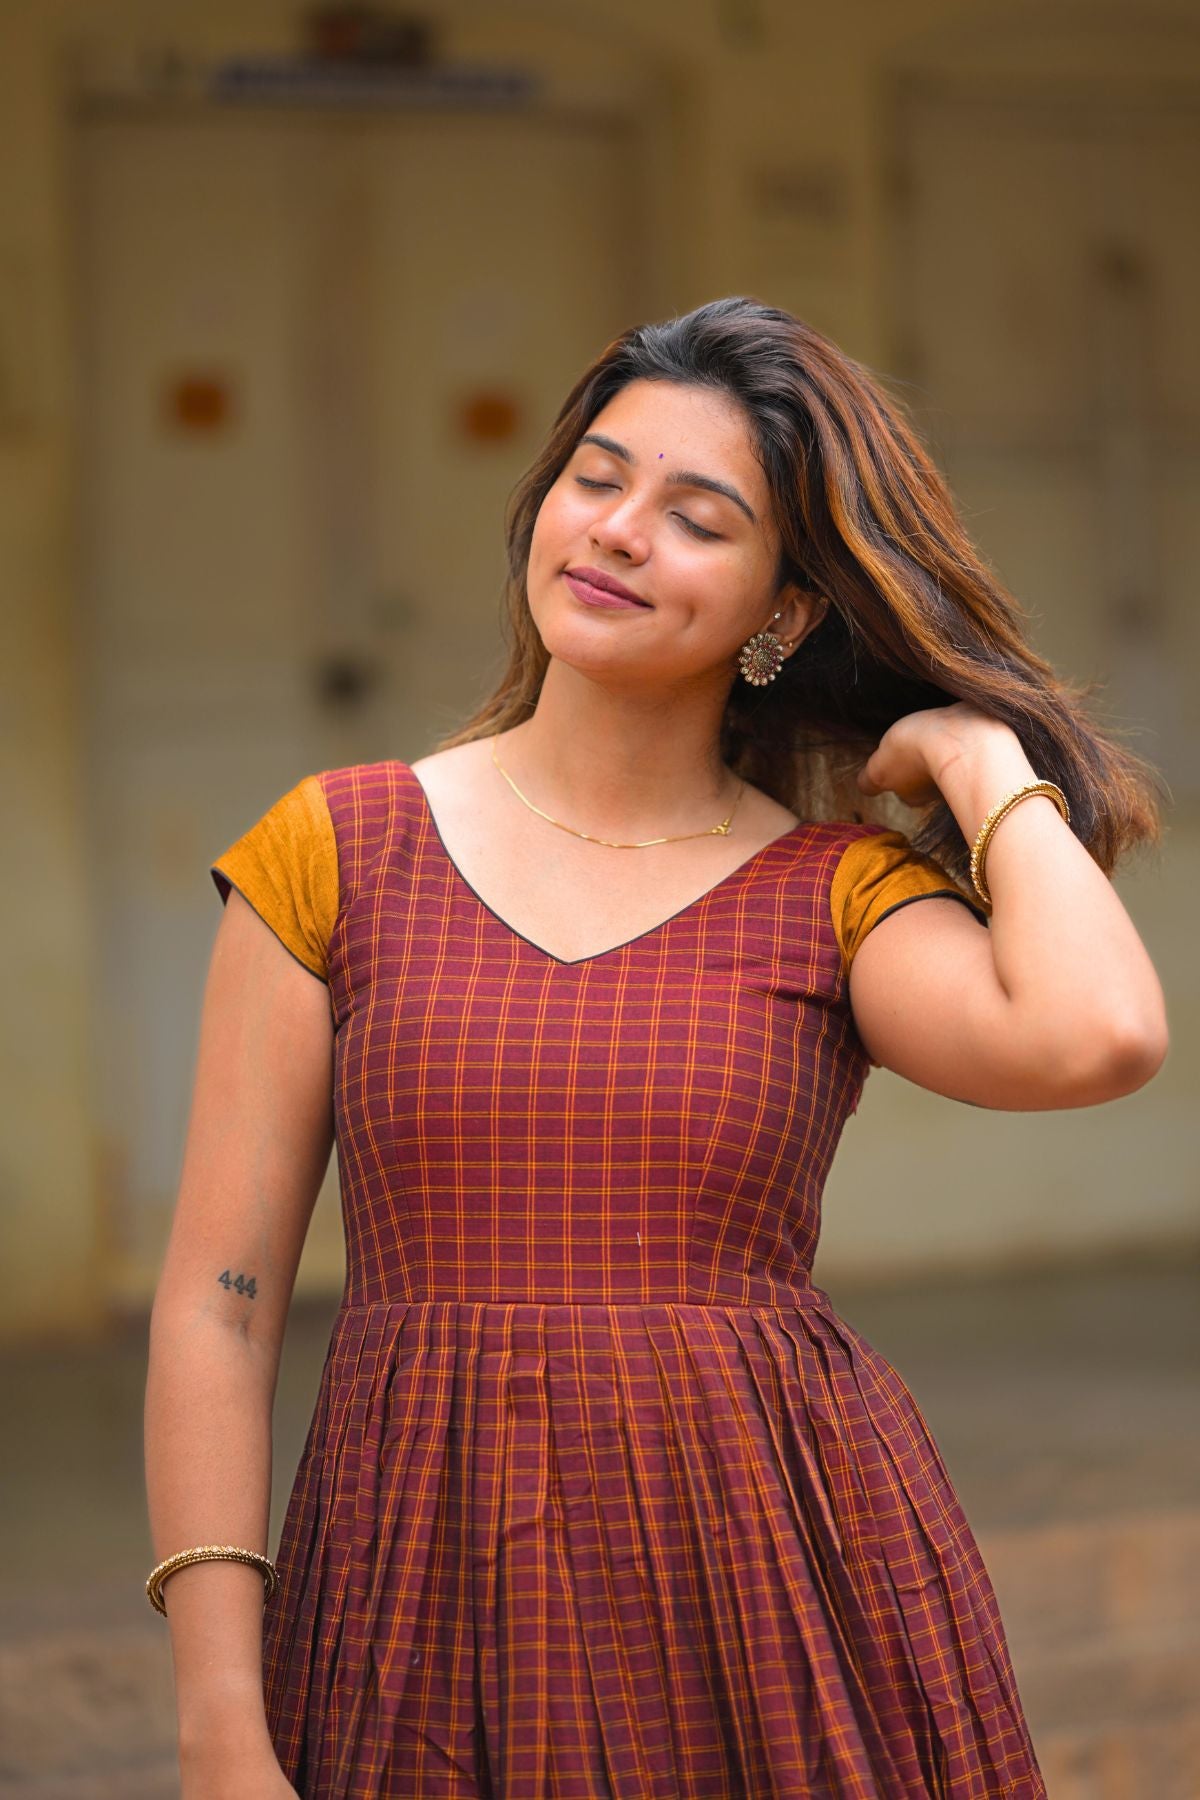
(575, 432, 758, 526)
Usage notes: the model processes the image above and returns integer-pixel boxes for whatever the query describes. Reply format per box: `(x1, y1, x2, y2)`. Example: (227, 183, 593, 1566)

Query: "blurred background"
(1, 0, 1197, 1794)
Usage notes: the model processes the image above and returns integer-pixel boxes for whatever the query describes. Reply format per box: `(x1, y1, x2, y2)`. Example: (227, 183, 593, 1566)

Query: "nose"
(588, 491, 649, 561)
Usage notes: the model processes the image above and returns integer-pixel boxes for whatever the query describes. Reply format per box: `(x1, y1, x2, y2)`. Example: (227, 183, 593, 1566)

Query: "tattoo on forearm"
(217, 1269, 258, 1299)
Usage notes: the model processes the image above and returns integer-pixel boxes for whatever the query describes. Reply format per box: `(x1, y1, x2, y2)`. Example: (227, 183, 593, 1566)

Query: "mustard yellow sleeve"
(830, 828, 987, 977)
(210, 774, 338, 982)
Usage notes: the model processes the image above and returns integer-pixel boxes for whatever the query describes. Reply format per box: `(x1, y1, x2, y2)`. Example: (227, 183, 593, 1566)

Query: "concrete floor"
(2, 1252, 1197, 1797)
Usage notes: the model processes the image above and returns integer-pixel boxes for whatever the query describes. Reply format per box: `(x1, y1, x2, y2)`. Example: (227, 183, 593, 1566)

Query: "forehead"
(585, 380, 762, 486)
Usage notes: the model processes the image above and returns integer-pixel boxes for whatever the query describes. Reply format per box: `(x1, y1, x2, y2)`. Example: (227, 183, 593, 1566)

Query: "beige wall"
(2, 0, 1197, 1342)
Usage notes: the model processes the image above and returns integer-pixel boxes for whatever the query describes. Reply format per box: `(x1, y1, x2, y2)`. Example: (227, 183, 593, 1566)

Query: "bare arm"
(145, 887, 334, 1787)
(847, 705, 1169, 1108)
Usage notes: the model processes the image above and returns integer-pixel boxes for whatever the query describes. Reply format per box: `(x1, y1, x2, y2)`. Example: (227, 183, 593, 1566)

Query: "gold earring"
(738, 611, 790, 686)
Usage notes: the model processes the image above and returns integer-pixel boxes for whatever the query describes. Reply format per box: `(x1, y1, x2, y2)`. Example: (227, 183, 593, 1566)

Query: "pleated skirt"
(261, 1295, 1046, 1799)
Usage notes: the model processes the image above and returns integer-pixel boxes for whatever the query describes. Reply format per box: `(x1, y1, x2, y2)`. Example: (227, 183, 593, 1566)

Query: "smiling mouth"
(563, 568, 652, 607)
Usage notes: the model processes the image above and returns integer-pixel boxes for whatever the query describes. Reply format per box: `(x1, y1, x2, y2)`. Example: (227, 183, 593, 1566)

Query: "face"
(526, 379, 826, 689)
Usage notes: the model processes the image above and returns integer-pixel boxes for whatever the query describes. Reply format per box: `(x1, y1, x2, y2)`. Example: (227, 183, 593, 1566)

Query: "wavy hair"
(433, 295, 1165, 885)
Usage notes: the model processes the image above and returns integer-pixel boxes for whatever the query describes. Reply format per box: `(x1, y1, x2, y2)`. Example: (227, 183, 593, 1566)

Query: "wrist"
(929, 714, 1024, 787)
(933, 734, 1041, 840)
(179, 1725, 277, 1779)
(177, 1686, 271, 1765)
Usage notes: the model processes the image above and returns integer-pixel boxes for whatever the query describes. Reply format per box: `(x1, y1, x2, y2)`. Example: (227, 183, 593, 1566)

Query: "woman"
(145, 297, 1168, 1798)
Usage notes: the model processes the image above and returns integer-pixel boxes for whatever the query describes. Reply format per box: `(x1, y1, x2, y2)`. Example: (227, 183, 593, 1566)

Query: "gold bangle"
(969, 780, 1070, 912)
(146, 1544, 278, 1617)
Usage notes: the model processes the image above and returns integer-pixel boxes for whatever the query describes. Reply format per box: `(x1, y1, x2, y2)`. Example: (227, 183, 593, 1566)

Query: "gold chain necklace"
(489, 737, 747, 848)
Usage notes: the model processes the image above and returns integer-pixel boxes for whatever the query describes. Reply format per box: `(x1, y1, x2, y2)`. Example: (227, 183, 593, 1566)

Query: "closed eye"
(573, 477, 720, 542)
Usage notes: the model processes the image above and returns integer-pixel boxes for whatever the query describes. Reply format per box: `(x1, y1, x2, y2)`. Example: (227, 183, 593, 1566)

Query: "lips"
(565, 565, 650, 605)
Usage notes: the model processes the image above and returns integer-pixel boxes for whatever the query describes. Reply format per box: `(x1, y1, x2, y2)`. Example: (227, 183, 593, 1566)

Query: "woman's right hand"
(180, 1740, 300, 1799)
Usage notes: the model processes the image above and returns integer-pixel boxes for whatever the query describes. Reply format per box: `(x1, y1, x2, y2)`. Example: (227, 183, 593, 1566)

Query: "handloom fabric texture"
(209, 760, 1042, 1800)
(210, 774, 984, 992)
(212, 773, 338, 980)
(828, 830, 985, 979)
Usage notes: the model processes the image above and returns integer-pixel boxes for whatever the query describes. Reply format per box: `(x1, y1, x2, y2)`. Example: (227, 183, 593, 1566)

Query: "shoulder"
(314, 757, 435, 839)
(209, 770, 341, 982)
(826, 821, 987, 978)
(209, 761, 443, 984)
(210, 769, 338, 884)
(317, 758, 411, 812)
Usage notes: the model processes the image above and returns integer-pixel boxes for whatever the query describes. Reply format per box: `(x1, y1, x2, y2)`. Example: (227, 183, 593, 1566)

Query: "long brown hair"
(434, 295, 1165, 885)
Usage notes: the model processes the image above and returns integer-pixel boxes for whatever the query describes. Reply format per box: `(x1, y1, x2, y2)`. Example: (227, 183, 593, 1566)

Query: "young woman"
(146, 297, 1168, 1798)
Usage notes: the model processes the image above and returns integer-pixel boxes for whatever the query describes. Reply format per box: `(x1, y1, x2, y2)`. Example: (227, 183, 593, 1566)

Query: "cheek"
(530, 487, 577, 559)
(674, 549, 750, 609)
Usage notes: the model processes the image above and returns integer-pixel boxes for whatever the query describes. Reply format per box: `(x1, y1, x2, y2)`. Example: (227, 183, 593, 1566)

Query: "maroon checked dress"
(210, 756, 1047, 1799)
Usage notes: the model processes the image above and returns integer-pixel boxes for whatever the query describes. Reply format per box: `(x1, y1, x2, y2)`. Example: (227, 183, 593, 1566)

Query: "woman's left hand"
(855, 701, 1021, 807)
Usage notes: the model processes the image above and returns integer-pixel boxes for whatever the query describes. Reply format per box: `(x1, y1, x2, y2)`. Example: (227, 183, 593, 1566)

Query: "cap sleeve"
(210, 773, 338, 982)
(831, 827, 987, 977)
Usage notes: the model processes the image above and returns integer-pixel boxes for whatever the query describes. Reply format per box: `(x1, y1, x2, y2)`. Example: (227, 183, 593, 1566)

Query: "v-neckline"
(400, 760, 810, 968)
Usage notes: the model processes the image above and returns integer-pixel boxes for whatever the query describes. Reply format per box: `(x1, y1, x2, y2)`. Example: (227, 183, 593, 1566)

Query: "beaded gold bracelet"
(146, 1544, 278, 1617)
(969, 780, 1070, 913)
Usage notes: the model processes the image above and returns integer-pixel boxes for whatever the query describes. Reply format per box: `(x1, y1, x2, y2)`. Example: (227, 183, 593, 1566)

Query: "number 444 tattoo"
(217, 1269, 258, 1299)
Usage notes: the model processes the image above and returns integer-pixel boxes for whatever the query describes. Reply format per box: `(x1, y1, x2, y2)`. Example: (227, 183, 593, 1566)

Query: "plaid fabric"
(216, 759, 1044, 1798)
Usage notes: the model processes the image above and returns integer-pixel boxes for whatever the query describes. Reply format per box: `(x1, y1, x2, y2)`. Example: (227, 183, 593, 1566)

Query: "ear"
(775, 583, 830, 656)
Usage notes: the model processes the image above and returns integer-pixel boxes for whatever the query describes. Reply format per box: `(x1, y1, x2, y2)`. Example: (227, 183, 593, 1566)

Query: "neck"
(497, 657, 739, 839)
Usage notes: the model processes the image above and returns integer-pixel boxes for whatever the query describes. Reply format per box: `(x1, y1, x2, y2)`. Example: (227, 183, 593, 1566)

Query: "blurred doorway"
(75, 106, 645, 1302)
(888, 82, 1200, 802)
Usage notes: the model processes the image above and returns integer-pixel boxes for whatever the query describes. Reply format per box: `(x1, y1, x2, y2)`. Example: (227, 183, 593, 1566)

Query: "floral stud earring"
(738, 612, 790, 686)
